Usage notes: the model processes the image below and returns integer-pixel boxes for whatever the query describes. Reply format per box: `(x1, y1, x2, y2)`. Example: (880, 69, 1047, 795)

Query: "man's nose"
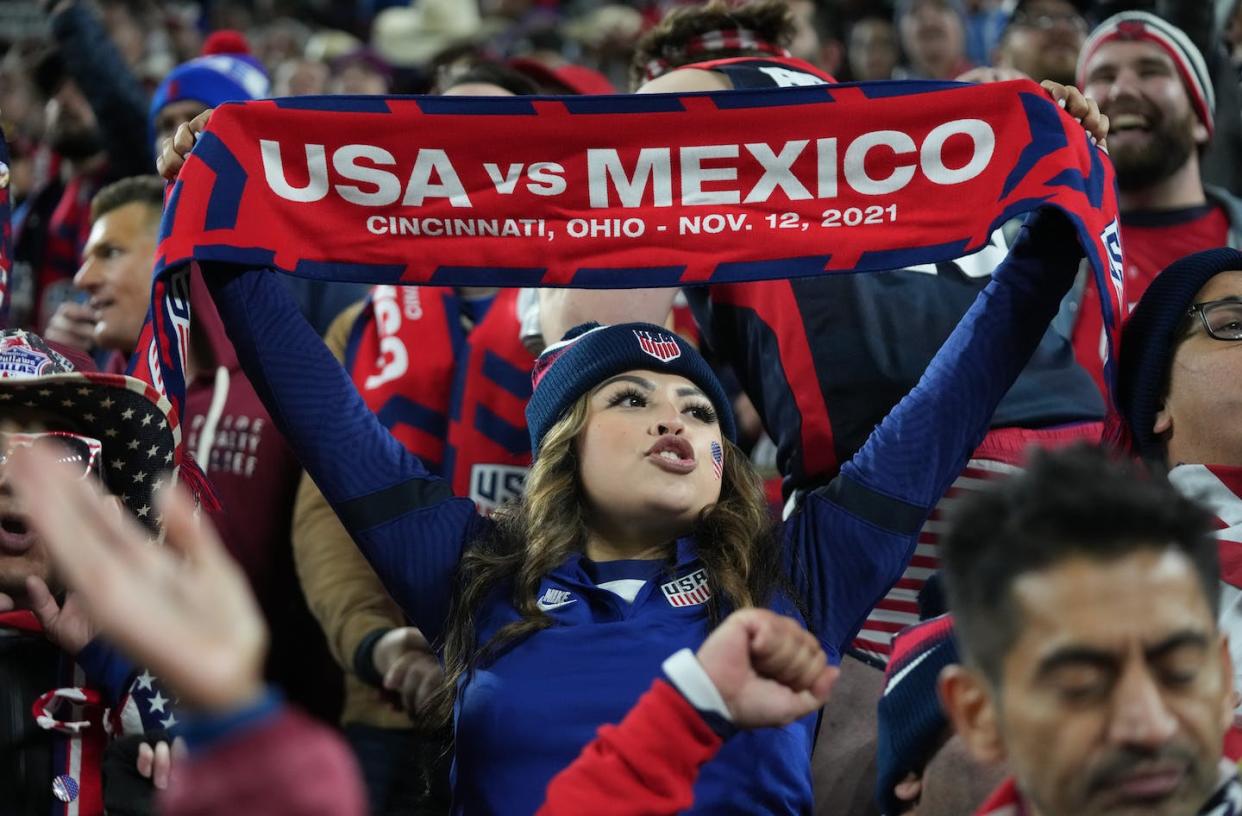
(1107, 662, 1179, 750)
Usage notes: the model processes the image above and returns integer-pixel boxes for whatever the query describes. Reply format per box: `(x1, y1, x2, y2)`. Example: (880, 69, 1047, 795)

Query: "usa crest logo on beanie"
(634, 329, 681, 363)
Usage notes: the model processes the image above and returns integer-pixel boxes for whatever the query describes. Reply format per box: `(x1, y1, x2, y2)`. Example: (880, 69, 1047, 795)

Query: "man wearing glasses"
(0, 329, 181, 816)
(991, 0, 1089, 86)
(1119, 246, 1242, 760)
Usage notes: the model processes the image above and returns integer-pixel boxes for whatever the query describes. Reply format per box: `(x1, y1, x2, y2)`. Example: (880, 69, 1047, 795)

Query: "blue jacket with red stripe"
(202, 209, 1082, 814)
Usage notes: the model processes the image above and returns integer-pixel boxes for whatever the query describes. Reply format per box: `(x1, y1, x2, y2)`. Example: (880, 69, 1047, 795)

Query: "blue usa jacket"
(203, 209, 1084, 815)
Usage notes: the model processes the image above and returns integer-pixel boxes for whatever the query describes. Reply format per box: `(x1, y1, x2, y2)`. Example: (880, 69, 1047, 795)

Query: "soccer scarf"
(134, 79, 1123, 450)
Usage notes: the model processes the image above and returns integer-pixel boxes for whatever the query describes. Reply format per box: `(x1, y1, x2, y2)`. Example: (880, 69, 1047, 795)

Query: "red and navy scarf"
(133, 80, 1123, 453)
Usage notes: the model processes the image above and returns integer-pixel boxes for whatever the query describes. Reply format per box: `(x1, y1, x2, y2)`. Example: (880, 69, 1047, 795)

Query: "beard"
(47, 123, 104, 161)
(1110, 108, 1198, 193)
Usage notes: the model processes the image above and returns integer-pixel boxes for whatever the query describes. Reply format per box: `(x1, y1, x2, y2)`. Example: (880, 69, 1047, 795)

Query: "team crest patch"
(634, 329, 681, 363)
(0, 335, 66, 379)
(661, 569, 711, 607)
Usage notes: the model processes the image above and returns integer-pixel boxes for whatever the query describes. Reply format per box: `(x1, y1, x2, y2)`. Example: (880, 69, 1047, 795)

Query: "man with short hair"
(45, 175, 163, 355)
(939, 445, 1239, 815)
(1071, 11, 1242, 391)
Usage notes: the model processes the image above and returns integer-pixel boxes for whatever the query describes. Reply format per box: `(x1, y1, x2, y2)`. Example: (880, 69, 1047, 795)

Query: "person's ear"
(1193, 118, 1210, 146)
(938, 665, 1006, 764)
(1153, 401, 1172, 436)
(1218, 633, 1236, 733)
(893, 771, 923, 804)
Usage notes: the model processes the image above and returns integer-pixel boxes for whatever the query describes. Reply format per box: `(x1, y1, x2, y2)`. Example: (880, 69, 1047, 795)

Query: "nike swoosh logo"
(537, 599, 578, 611)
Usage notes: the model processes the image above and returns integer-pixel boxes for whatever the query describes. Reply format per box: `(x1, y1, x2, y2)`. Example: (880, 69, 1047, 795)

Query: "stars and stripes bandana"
(134, 79, 1123, 453)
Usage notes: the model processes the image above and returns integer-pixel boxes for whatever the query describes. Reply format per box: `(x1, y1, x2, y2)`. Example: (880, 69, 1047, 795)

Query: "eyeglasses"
(0, 432, 103, 480)
(1186, 299, 1242, 341)
(1011, 11, 1088, 33)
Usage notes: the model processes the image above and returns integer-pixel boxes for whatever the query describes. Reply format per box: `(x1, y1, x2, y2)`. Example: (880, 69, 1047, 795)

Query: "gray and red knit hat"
(525, 322, 735, 456)
(875, 614, 960, 815)
(1076, 11, 1215, 138)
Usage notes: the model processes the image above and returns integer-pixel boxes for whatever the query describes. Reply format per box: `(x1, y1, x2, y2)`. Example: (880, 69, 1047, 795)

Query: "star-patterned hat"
(0, 331, 179, 530)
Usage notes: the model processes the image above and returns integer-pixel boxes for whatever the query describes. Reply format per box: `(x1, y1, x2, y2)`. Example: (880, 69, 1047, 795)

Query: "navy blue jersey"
(203, 206, 1084, 814)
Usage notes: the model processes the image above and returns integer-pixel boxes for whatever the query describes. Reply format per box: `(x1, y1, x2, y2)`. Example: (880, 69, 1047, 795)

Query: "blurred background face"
(899, 0, 966, 79)
(1081, 40, 1206, 191)
(849, 17, 900, 81)
(996, 0, 1086, 85)
(44, 79, 103, 161)
(994, 550, 1229, 816)
(74, 202, 159, 352)
(153, 99, 209, 157)
(330, 63, 390, 95)
(274, 57, 330, 97)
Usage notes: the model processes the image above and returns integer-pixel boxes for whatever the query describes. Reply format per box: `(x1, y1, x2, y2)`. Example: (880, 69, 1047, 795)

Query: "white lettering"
(526, 162, 566, 196)
(402, 149, 472, 207)
(744, 140, 811, 203)
(921, 120, 995, 185)
(260, 140, 328, 202)
(680, 144, 740, 206)
(333, 145, 400, 206)
(587, 148, 672, 208)
(844, 130, 916, 195)
(484, 162, 523, 194)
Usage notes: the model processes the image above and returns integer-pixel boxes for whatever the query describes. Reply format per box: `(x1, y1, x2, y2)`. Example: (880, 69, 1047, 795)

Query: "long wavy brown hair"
(425, 391, 794, 726)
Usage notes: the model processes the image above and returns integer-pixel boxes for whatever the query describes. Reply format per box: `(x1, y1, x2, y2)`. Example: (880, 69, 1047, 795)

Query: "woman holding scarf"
(155, 89, 1106, 813)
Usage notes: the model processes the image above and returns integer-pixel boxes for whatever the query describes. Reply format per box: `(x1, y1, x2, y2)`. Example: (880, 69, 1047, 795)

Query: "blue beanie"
(149, 54, 270, 132)
(875, 614, 959, 815)
(1119, 247, 1242, 459)
(525, 322, 736, 456)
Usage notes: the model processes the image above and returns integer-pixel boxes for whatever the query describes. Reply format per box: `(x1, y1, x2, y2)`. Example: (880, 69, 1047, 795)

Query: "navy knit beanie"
(1120, 247, 1242, 459)
(525, 322, 736, 457)
(875, 614, 959, 815)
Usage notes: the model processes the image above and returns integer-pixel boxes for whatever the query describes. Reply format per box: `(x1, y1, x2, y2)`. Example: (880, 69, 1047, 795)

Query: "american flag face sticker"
(661, 568, 712, 607)
(710, 440, 723, 480)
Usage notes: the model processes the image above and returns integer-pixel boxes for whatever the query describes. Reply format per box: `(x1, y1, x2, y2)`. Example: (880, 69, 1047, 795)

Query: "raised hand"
(44, 302, 98, 352)
(8, 445, 267, 712)
(157, 107, 213, 181)
(695, 608, 838, 729)
(1041, 79, 1109, 150)
(24, 576, 95, 656)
